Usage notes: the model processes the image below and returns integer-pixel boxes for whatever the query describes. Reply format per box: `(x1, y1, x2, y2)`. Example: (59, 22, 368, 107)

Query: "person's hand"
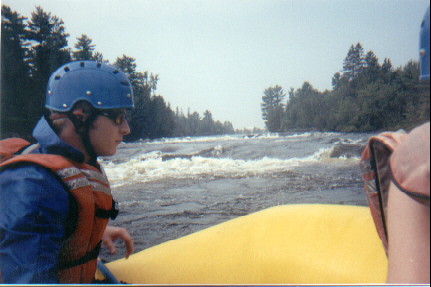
(101, 226, 134, 259)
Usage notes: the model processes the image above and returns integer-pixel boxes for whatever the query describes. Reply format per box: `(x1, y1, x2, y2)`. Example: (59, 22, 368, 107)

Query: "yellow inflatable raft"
(96, 204, 387, 284)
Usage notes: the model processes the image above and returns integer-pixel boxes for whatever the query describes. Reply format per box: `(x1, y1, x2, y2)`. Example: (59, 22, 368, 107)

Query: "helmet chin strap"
(67, 111, 99, 167)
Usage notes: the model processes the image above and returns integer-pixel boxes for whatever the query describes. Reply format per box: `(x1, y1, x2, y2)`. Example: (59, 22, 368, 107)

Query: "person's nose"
(120, 120, 131, 136)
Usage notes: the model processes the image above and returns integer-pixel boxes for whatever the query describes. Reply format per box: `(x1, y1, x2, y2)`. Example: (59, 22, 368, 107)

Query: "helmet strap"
(67, 110, 99, 167)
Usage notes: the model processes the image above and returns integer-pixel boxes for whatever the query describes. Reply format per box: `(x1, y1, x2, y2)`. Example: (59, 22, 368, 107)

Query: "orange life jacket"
(0, 138, 118, 283)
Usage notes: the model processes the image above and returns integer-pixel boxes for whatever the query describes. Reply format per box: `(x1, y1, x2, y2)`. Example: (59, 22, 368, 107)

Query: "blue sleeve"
(0, 164, 70, 284)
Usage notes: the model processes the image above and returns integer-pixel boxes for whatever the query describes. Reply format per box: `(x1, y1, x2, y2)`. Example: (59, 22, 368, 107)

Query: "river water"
(98, 131, 374, 262)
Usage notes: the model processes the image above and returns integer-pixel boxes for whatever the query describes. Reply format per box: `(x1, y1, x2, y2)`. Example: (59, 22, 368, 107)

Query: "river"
(98, 131, 374, 262)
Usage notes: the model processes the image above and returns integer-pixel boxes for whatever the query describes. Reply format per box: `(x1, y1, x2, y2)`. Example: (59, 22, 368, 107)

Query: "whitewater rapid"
(101, 132, 368, 188)
(99, 131, 373, 262)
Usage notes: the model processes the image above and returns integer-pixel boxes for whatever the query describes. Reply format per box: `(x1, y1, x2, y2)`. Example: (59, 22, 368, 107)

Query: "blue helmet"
(46, 61, 134, 112)
(419, 6, 430, 80)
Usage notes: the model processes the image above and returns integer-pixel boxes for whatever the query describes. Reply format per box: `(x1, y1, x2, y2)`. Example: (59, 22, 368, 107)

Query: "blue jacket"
(0, 116, 85, 283)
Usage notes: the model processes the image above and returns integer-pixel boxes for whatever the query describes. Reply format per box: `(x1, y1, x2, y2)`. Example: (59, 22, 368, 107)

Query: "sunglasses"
(99, 110, 128, 125)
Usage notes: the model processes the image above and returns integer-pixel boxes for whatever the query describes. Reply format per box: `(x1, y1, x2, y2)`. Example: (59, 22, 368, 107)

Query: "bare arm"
(386, 182, 430, 284)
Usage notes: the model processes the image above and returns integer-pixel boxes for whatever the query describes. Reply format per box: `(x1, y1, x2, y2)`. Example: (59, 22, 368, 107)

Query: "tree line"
(262, 43, 430, 133)
(1, 5, 236, 142)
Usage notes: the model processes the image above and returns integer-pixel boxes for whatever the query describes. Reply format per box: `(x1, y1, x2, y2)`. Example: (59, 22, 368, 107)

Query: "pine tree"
(202, 110, 214, 135)
(72, 34, 95, 60)
(381, 58, 393, 74)
(149, 73, 159, 95)
(27, 6, 71, 77)
(363, 51, 381, 83)
(114, 55, 150, 140)
(284, 82, 323, 130)
(26, 6, 71, 129)
(342, 43, 365, 81)
(114, 55, 148, 91)
(92, 51, 105, 62)
(188, 111, 201, 136)
(1, 5, 32, 138)
(114, 55, 176, 140)
(261, 85, 285, 132)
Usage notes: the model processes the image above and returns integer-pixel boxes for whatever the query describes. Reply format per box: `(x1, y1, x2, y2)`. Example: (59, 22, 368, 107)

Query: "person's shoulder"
(0, 162, 71, 218)
(390, 122, 430, 200)
(408, 122, 430, 141)
(0, 162, 68, 196)
(1, 160, 54, 178)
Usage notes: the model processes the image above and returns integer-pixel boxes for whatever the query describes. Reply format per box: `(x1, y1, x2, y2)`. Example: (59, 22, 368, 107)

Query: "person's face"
(89, 109, 130, 156)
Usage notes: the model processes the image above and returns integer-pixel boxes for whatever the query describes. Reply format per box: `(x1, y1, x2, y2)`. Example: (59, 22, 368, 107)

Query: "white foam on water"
(103, 147, 334, 188)
(128, 132, 321, 146)
(139, 135, 242, 145)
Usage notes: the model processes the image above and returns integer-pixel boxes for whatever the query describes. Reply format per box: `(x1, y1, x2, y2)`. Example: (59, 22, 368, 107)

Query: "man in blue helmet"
(361, 6, 430, 284)
(0, 61, 135, 283)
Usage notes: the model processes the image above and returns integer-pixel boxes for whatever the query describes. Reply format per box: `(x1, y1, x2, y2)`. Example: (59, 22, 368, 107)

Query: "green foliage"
(112, 55, 173, 141)
(342, 43, 365, 81)
(27, 6, 71, 81)
(1, 5, 32, 139)
(1, 5, 233, 141)
(284, 82, 324, 130)
(72, 34, 106, 62)
(261, 85, 285, 132)
(2, 5, 72, 140)
(263, 42, 430, 133)
(172, 108, 235, 137)
(72, 34, 94, 60)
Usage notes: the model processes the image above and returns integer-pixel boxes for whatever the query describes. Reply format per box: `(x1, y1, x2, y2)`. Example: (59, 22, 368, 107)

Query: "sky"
(2, 0, 430, 129)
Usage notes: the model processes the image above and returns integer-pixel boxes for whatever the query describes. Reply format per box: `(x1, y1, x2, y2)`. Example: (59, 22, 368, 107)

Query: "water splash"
(104, 147, 341, 187)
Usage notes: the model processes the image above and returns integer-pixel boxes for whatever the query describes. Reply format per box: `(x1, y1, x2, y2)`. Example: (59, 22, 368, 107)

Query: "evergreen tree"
(342, 43, 365, 81)
(173, 108, 188, 137)
(281, 44, 429, 133)
(380, 58, 395, 84)
(27, 6, 71, 77)
(114, 55, 151, 141)
(398, 61, 429, 128)
(92, 51, 106, 63)
(223, 121, 235, 134)
(284, 82, 323, 130)
(172, 107, 235, 137)
(6, 6, 428, 140)
(261, 85, 285, 132)
(114, 55, 176, 141)
(115, 55, 149, 91)
(188, 111, 201, 136)
(72, 34, 95, 60)
(147, 95, 174, 139)
(150, 73, 160, 95)
(381, 58, 393, 74)
(26, 6, 71, 130)
(115, 55, 139, 85)
(363, 51, 381, 83)
(202, 110, 214, 135)
(72, 35, 106, 62)
(4, 6, 233, 140)
(1, 5, 32, 138)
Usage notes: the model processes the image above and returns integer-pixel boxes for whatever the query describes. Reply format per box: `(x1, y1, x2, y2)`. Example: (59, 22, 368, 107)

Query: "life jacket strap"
(95, 199, 119, 220)
(56, 241, 102, 271)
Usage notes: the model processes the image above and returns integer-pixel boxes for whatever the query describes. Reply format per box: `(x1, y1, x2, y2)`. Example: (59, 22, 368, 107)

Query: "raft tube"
(96, 204, 387, 284)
